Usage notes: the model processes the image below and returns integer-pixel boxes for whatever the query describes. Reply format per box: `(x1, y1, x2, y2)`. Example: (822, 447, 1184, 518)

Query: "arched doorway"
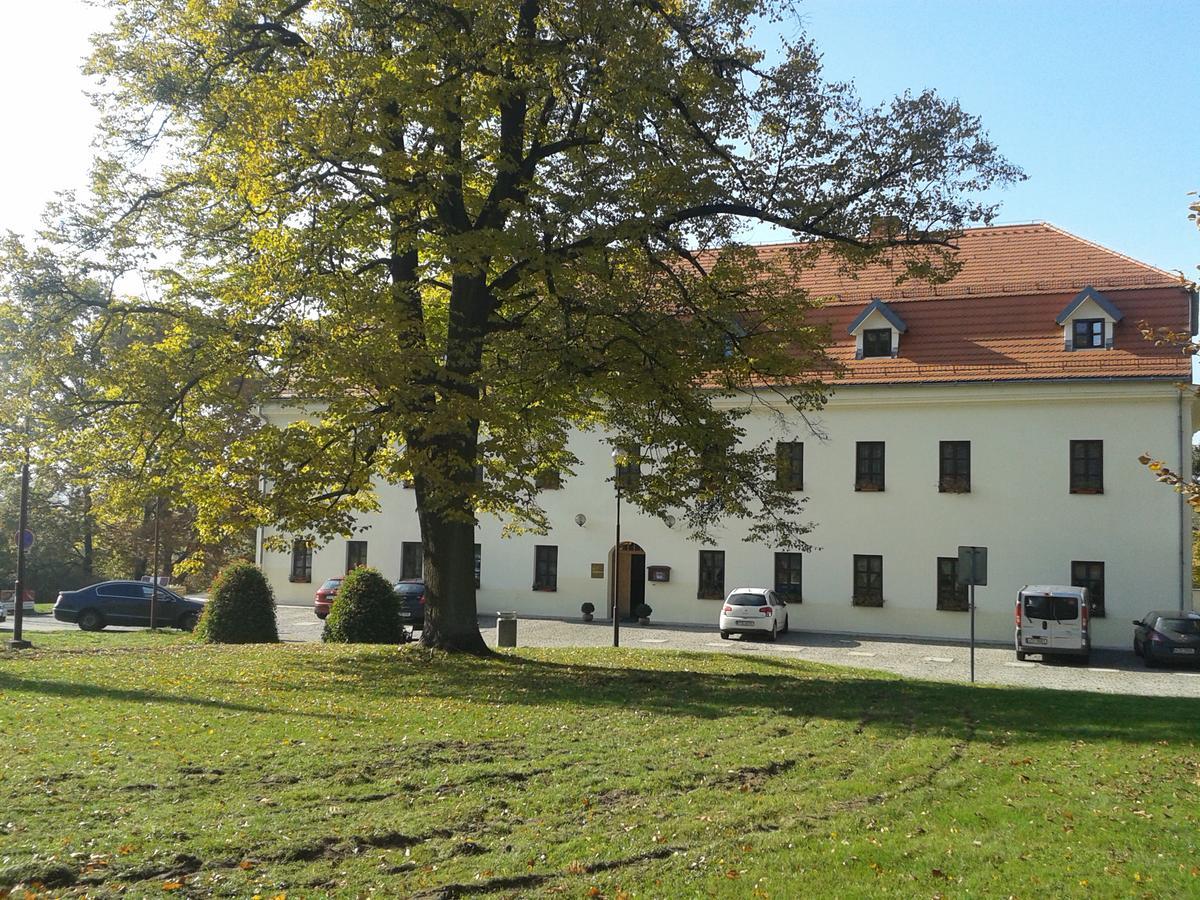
(609, 541, 646, 620)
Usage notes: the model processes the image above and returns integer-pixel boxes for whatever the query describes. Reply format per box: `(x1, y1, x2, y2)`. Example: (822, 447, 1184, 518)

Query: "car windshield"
(1023, 595, 1078, 621)
(321, 579, 342, 590)
(727, 594, 766, 606)
(1158, 618, 1200, 635)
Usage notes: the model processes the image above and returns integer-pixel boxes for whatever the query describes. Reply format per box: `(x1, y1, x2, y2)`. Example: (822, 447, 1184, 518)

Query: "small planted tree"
(196, 561, 278, 644)
(323, 568, 404, 644)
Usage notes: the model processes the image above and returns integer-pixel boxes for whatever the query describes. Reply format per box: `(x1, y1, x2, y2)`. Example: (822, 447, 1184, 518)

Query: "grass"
(0, 634, 1198, 898)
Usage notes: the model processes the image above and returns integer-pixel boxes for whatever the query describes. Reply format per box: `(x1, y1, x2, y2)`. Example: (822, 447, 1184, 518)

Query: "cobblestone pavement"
(473, 614, 1200, 698)
(12, 605, 1200, 697)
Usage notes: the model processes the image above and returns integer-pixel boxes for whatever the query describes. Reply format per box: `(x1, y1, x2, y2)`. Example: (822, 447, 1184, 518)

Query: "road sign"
(956, 546, 987, 586)
(19, 529, 34, 551)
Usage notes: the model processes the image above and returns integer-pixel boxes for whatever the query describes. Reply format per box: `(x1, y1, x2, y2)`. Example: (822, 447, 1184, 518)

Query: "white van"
(1014, 585, 1090, 662)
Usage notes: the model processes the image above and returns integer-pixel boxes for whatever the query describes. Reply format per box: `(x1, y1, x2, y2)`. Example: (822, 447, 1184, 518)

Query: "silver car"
(719, 588, 789, 641)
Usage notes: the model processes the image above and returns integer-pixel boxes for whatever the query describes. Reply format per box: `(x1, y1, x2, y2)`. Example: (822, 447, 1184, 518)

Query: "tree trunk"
(81, 486, 94, 577)
(416, 507, 489, 653)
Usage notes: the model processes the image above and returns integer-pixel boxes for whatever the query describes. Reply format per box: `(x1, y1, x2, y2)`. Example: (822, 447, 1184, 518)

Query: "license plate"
(1173, 648, 1196, 655)
(735, 619, 754, 627)
(1025, 636, 1047, 645)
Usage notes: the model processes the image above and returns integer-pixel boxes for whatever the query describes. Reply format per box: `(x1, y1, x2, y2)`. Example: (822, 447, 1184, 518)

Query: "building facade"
(260, 224, 1197, 649)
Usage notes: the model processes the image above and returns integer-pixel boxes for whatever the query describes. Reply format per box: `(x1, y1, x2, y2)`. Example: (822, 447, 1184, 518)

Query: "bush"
(634, 603, 652, 619)
(323, 567, 404, 644)
(581, 602, 595, 615)
(196, 561, 278, 644)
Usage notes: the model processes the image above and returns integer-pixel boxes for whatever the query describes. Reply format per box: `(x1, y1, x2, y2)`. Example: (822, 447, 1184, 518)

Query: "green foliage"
(0, 0, 1020, 649)
(322, 567, 404, 644)
(634, 603, 652, 619)
(581, 602, 595, 615)
(196, 561, 278, 644)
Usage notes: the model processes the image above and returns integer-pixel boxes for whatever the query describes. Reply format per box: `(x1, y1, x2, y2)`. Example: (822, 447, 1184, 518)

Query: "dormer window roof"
(1055, 286, 1124, 326)
(1056, 286, 1123, 351)
(848, 298, 908, 336)
(848, 298, 907, 360)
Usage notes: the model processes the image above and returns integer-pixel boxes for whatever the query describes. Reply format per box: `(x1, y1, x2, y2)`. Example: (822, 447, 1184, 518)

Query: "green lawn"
(1, 634, 1198, 898)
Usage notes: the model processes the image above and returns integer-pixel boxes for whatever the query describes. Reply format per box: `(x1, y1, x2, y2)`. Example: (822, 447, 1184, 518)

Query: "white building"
(260, 224, 1197, 649)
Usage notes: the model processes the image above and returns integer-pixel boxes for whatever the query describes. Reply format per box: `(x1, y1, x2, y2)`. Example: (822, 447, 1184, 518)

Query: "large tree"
(0, 0, 1019, 651)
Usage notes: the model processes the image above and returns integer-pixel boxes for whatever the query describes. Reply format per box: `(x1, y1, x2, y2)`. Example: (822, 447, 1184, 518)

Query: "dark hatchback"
(394, 579, 426, 627)
(54, 581, 205, 632)
(1133, 610, 1200, 667)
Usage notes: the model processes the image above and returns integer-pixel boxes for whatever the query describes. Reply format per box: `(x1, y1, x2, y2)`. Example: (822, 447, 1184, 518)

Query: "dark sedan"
(1133, 610, 1200, 667)
(54, 581, 204, 632)
(394, 579, 426, 627)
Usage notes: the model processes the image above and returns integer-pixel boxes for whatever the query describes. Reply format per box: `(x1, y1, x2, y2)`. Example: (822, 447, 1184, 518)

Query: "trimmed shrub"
(634, 603, 652, 619)
(323, 567, 404, 644)
(196, 561, 279, 644)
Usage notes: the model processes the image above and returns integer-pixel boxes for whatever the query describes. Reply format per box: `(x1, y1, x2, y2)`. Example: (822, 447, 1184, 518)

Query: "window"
(852, 554, 883, 606)
(939, 441, 971, 493)
(698, 550, 725, 600)
(289, 539, 312, 583)
(861, 328, 893, 358)
(1071, 560, 1106, 618)
(774, 552, 803, 599)
(534, 469, 562, 490)
(855, 442, 885, 491)
(776, 442, 804, 491)
(1072, 318, 1105, 350)
(345, 540, 368, 572)
(474, 543, 481, 589)
(533, 545, 558, 591)
(400, 541, 422, 580)
(1069, 440, 1103, 493)
(936, 557, 969, 611)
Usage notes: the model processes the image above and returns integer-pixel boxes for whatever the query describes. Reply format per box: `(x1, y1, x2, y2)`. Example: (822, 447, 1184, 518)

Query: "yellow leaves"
(162, 881, 183, 891)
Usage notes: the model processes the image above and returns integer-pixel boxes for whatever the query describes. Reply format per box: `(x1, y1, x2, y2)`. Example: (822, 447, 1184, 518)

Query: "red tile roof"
(753, 224, 1192, 385)
(757, 222, 1182, 303)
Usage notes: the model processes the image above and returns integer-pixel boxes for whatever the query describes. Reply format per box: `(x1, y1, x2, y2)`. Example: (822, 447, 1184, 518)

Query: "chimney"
(868, 215, 902, 243)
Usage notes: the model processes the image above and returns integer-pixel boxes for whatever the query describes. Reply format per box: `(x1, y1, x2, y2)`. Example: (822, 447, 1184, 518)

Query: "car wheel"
(1144, 647, 1157, 668)
(1133, 639, 1142, 657)
(1015, 650, 1026, 661)
(720, 630, 729, 640)
(179, 612, 199, 633)
(768, 622, 778, 642)
(78, 609, 105, 632)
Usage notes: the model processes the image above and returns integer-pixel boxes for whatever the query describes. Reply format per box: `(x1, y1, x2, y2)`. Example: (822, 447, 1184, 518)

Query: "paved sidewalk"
(478, 614, 1200, 698)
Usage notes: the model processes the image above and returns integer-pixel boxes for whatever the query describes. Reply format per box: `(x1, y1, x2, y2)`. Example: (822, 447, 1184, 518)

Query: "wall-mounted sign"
(647, 565, 671, 583)
(591, 563, 605, 579)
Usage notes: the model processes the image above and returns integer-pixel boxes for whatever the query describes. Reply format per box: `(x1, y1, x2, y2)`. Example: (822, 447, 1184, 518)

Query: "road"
(9, 604, 1200, 697)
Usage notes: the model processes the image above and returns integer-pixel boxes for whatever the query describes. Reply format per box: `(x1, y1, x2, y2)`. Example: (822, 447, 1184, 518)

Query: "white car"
(719, 587, 789, 641)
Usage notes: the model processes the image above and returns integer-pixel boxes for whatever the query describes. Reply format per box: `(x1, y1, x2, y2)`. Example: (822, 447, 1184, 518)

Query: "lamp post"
(8, 449, 32, 650)
(611, 448, 623, 648)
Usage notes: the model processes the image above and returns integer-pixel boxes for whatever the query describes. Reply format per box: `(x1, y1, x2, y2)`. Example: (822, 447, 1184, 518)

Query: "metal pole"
(969, 579, 977, 684)
(150, 495, 161, 630)
(613, 479, 621, 648)
(9, 455, 32, 650)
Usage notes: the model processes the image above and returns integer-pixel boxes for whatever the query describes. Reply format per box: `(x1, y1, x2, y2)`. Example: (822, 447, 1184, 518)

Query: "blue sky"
(783, 0, 1199, 276)
(0, 1, 1195, 276)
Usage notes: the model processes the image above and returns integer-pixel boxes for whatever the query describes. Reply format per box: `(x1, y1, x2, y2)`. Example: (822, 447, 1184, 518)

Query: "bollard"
(496, 610, 518, 647)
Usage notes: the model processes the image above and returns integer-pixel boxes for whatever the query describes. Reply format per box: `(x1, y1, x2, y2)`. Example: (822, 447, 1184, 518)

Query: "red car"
(314, 577, 343, 619)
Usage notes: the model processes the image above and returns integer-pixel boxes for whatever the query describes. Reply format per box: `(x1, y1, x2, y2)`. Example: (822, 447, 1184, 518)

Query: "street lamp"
(611, 448, 624, 648)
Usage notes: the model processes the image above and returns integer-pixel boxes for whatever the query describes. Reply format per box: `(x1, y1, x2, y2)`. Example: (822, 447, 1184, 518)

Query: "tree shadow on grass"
(0, 671, 346, 721)
(299, 647, 1200, 747)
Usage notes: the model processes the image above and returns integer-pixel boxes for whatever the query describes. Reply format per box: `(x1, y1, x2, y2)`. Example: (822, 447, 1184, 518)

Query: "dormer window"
(1072, 318, 1105, 350)
(862, 329, 893, 358)
(848, 298, 907, 360)
(1056, 286, 1123, 352)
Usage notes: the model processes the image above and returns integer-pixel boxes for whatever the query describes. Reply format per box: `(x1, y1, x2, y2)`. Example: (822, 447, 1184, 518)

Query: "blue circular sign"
(19, 529, 33, 551)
